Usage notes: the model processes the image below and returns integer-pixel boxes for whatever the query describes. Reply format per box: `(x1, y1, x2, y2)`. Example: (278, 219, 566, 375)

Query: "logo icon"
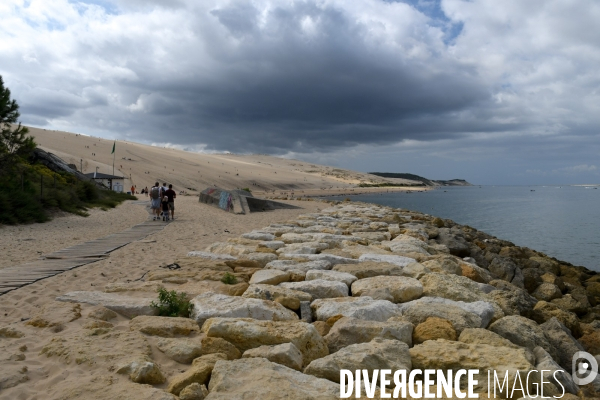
(572, 351, 598, 385)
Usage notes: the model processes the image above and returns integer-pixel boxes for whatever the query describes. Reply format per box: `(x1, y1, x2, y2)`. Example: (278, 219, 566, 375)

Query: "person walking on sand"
(149, 182, 161, 220)
(145, 186, 149, 197)
(160, 182, 168, 199)
(131, 185, 135, 195)
(165, 184, 177, 220)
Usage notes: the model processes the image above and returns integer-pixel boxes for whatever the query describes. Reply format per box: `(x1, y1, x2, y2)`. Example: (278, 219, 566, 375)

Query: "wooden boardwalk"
(0, 202, 169, 295)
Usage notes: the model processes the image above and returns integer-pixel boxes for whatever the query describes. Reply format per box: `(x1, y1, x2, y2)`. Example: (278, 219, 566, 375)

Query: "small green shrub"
(241, 188, 251, 193)
(221, 272, 237, 285)
(150, 288, 191, 317)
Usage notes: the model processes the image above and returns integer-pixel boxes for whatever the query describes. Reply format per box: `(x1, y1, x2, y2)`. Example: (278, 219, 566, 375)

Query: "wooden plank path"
(0, 201, 168, 295)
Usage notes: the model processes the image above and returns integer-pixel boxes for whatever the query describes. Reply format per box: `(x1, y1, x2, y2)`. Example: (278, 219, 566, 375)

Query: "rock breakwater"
(3, 201, 599, 399)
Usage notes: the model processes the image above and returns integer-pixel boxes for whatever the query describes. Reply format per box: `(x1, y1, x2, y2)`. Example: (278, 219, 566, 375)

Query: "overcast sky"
(1, 0, 599, 184)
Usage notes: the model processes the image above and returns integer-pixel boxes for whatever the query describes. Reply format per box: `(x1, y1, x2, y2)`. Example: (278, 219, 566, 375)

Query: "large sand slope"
(28, 127, 420, 196)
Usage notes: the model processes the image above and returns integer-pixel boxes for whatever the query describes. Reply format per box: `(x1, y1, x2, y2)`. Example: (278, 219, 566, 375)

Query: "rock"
(522, 268, 544, 293)
(177, 280, 250, 297)
(358, 254, 416, 267)
(241, 231, 275, 241)
(167, 353, 228, 396)
(489, 316, 558, 361)
(242, 343, 303, 371)
(435, 228, 470, 257)
(419, 273, 489, 303)
(458, 328, 520, 349)
(400, 262, 431, 279)
(87, 306, 118, 321)
(205, 358, 340, 399)
(0, 326, 25, 338)
(551, 294, 588, 315)
(189, 292, 298, 326)
(129, 316, 199, 337)
(532, 301, 581, 336)
(248, 270, 290, 285)
(187, 251, 237, 261)
(311, 297, 402, 322)
(397, 298, 483, 333)
(280, 233, 316, 243)
(242, 284, 312, 310)
(202, 318, 328, 366)
(157, 338, 202, 364)
(304, 338, 411, 383)
(421, 257, 462, 275)
(532, 283, 562, 301)
(530, 256, 560, 275)
(399, 297, 496, 329)
(281, 253, 359, 266)
(258, 240, 286, 250)
(540, 318, 584, 370)
(25, 301, 81, 328)
(351, 231, 392, 242)
(332, 261, 404, 279)
(240, 252, 278, 267)
(312, 321, 331, 337)
(56, 291, 157, 319)
(280, 280, 348, 299)
(305, 270, 358, 286)
(300, 301, 312, 323)
(265, 260, 332, 273)
(485, 280, 538, 317)
(540, 273, 565, 291)
(488, 257, 518, 282)
(179, 383, 207, 400)
(413, 317, 457, 344)
(116, 358, 166, 384)
(410, 339, 535, 395)
(198, 337, 241, 360)
(324, 316, 413, 353)
(577, 328, 600, 354)
(460, 262, 493, 283)
(351, 276, 423, 303)
(533, 347, 579, 395)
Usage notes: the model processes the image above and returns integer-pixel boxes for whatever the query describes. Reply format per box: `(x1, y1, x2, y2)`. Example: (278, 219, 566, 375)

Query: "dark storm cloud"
(2, 0, 600, 184)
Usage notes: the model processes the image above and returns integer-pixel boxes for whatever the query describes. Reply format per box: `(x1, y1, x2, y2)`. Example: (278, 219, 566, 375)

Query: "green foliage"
(150, 288, 192, 318)
(0, 76, 35, 166)
(241, 188, 251, 193)
(0, 75, 139, 225)
(220, 272, 237, 285)
(0, 163, 137, 225)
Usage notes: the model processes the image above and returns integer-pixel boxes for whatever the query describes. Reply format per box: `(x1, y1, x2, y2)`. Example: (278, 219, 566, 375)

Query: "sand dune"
(27, 127, 422, 197)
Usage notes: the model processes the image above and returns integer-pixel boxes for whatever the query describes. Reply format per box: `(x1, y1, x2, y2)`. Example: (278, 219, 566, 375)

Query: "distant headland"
(369, 172, 473, 187)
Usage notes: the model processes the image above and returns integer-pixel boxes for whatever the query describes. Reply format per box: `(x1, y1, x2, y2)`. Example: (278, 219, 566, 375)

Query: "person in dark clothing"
(161, 196, 170, 221)
(165, 184, 177, 220)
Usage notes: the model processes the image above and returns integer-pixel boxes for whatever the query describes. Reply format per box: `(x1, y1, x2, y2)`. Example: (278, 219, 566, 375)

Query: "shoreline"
(254, 185, 432, 199)
(1, 196, 598, 398)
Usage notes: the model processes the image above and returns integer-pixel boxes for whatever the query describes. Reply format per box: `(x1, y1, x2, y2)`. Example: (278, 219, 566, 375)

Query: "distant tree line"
(0, 75, 135, 224)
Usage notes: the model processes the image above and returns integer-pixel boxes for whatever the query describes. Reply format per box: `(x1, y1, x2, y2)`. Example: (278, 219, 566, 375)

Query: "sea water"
(331, 185, 600, 271)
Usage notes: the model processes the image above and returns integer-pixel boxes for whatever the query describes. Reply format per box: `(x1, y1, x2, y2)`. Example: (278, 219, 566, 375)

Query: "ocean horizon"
(331, 184, 600, 272)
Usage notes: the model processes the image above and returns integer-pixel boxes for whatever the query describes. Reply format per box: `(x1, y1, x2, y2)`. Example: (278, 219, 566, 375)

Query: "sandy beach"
(0, 195, 325, 399)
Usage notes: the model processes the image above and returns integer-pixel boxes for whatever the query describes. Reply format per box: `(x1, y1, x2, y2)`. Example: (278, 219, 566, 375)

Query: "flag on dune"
(111, 141, 115, 154)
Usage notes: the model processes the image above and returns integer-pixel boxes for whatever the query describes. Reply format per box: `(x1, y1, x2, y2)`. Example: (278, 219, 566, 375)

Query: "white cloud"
(1, 0, 599, 184)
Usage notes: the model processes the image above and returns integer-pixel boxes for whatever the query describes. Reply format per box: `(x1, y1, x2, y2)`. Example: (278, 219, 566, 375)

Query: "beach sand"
(0, 195, 325, 399)
(0, 127, 427, 398)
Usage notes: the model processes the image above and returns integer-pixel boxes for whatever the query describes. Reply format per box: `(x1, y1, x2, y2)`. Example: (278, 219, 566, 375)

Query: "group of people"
(149, 182, 176, 221)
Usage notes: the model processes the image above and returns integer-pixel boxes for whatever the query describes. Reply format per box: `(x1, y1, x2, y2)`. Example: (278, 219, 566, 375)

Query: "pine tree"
(0, 75, 36, 164)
